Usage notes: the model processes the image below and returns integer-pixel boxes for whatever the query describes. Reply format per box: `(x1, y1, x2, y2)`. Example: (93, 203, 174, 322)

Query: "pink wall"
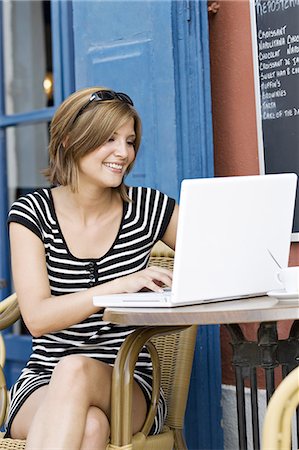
(208, 0, 299, 386)
(209, 0, 260, 177)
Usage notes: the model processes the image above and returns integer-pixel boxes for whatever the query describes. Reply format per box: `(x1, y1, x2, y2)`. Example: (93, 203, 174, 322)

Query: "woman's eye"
(108, 137, 115, 142)
(127, 141, 135, 146)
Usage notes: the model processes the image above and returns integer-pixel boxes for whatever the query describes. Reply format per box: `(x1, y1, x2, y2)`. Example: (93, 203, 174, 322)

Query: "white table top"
(101, 296, 299, 326)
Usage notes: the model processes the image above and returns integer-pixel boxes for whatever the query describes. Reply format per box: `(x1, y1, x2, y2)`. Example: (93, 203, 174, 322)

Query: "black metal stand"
(225, 320, 299, 450)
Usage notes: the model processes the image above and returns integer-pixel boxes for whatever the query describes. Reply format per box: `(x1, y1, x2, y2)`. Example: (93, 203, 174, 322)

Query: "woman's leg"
(12, 389, 110, 450)
(10, 355, 147, 450)
(10, 385, 48, 439)
(12, 392, 110, 450)
(79, 406, 110, 450)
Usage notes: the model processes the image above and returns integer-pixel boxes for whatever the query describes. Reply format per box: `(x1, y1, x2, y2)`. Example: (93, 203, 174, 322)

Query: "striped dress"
(6, 186, 175, 437)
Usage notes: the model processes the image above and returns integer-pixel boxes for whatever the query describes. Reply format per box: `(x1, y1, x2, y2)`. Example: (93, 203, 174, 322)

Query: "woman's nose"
(114, 140, 128, 157)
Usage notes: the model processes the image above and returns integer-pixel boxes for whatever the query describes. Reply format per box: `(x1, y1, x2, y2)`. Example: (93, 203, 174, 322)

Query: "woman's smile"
(102, 161, 125, 174)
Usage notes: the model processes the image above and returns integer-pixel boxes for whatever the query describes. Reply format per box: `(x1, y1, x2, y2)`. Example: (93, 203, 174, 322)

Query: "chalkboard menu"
(252, 0, 299, 239)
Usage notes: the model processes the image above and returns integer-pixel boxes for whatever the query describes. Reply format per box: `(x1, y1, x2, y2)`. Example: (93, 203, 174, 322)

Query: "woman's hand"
(112, 266, 173, 294)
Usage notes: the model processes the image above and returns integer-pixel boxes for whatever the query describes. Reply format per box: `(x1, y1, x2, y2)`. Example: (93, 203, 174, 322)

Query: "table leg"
(249, 367, 259, 450)
(225, 321, 299, 450)
(235, 365, 248, 450)
(257, 322, 278, 402)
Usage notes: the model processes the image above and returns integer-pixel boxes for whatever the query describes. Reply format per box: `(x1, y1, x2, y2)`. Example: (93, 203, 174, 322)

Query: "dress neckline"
(46, 187, 128, 262)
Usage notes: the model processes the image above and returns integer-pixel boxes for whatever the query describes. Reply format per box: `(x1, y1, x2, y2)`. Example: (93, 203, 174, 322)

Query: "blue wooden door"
(72, 1, 223, 449)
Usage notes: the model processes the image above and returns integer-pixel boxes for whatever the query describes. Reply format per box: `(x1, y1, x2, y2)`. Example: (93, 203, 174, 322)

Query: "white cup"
(277, 267, 299, 294)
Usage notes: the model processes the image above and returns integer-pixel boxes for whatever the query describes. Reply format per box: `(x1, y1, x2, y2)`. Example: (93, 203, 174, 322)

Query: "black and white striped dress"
(6, 186, 175, 437)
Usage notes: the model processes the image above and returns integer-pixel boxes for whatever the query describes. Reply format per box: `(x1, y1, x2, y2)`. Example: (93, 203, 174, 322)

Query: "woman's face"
(77, 118, 136, 190)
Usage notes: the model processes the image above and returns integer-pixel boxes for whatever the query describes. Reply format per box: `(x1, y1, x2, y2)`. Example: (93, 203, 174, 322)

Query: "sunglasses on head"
(72, 90, 134, 125)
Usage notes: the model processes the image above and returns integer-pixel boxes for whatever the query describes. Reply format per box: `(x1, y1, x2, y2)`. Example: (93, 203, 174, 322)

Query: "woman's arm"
(10, 222, 173, 337)
(161, 203, 179, 250)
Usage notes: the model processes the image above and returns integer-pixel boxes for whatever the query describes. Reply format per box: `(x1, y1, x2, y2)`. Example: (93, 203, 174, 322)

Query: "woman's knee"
(51, 355, 90, 390)
(49, 355, 94, 400)
(81, 406, 110, 449)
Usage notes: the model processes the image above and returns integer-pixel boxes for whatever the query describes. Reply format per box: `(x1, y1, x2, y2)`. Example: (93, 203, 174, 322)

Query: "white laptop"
(93, 173, 297, 308)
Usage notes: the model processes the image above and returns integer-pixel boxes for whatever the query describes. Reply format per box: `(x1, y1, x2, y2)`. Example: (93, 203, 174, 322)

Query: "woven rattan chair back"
(151, 326, 197, 430)
(148, 247, 197, 431)
(0, 438, 25, 449)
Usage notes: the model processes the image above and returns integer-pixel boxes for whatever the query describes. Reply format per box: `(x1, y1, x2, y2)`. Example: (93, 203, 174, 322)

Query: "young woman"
(6, 87, 178, 450)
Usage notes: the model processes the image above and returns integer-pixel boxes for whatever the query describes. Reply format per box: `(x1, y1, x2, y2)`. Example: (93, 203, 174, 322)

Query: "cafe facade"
(0, 1, 298, 449)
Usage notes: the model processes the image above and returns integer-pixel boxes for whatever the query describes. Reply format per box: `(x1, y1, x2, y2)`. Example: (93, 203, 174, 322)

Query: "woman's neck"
(53, 185, 121, 226)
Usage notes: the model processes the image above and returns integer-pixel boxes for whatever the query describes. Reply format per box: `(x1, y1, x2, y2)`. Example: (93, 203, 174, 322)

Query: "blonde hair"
(44, 86, 142, 202)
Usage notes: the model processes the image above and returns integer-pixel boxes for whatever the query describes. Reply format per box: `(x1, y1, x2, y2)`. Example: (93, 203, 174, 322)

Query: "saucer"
(267, 290, 299, 300)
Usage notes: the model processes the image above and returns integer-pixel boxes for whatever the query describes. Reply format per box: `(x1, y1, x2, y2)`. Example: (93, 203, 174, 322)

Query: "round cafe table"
(98, 295, 299, 450)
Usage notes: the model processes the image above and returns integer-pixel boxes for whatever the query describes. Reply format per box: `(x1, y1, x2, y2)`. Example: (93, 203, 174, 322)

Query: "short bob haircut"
(44, 86, 142, 202)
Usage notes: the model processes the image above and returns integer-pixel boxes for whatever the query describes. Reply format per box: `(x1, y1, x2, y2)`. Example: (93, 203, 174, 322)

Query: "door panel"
(4, 335, 32, 388)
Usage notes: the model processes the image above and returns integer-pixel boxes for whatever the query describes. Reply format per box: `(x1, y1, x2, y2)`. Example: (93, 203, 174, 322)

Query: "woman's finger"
(146, 266, 173, 278)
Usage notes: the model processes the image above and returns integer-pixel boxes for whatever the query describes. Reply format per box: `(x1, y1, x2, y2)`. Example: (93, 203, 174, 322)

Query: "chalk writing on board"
(256, 0, 299, 16)
(254, 1, 299, 236)
(255, 3, 299, 121)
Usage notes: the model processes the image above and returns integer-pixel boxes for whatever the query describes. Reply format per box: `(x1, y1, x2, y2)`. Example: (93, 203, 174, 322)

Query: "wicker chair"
(262, 366, 299, 450)
(0, 242, 197, 450)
